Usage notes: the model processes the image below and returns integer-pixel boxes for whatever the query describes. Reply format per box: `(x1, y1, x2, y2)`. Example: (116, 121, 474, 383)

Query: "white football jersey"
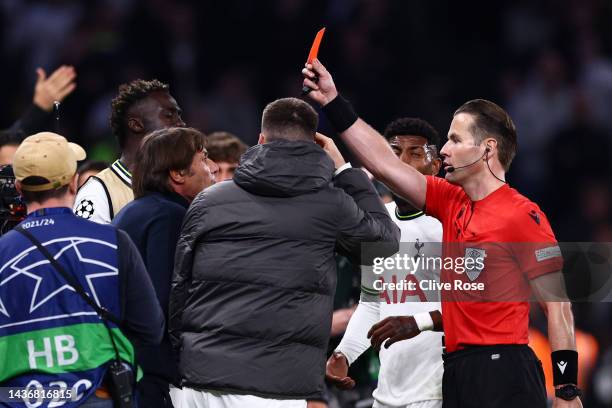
(74, 177, 112, 224)
(337, 201, 444, 406)
(73, 160, 133, 224)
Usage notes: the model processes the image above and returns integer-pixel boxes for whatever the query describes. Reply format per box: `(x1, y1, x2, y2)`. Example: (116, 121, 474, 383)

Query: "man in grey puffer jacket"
(170, 97, 399, 408)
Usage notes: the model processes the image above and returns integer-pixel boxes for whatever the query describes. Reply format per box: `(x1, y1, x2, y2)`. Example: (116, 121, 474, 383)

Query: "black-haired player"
(74, 79, 185, 223)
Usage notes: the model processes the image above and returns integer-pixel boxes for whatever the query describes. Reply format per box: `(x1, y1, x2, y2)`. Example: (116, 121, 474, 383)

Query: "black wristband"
(322, 95, 358, 133)
(551, 350, 578, 386)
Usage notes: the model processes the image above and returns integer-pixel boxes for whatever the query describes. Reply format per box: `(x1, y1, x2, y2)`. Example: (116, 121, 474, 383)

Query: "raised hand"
(33, 65, 77, 111)
(302, 59, 338, 106)
(314, 132, 346, 169)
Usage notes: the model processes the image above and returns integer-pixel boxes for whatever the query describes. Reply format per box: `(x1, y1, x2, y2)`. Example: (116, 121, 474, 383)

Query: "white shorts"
(373, 400, 442, 408)
(172, 387, 307, 408)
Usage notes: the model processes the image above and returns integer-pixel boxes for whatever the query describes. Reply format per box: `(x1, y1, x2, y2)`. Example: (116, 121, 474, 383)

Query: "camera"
(107, 360, 135, 408)
(0, 165, 27, 235)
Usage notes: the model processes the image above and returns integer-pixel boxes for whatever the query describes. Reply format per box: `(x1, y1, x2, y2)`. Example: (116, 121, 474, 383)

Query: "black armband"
(322, 95, 358, 133)
(551, 350, 578, 386)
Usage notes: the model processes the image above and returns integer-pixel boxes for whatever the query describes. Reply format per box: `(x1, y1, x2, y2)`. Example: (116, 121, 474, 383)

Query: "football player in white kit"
(327, 118, 444, 408)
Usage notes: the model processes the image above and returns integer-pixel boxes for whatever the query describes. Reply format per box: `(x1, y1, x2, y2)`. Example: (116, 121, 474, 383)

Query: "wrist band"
(551, 350, 578, 386)
(413, 312, 434, 332)
(322, 95, 358, 133)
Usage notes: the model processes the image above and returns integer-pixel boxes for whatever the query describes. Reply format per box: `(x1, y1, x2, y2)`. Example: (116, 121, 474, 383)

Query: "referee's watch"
(555, 384, 582, 401)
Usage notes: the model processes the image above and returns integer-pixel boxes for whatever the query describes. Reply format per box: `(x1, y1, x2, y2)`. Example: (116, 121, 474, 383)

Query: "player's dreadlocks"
(110, 79, 169, 149)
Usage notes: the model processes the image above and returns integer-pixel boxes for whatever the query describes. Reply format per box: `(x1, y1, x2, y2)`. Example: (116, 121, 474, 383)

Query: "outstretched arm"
(303, 59, 427, 209)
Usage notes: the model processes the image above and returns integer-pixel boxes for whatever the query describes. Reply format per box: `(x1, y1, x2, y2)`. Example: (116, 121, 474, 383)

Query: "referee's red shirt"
(425, 176, 563, 353)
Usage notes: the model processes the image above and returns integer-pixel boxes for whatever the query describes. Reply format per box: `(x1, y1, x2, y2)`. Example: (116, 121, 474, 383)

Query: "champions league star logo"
(75, 199, 95, 220)
(0, 237, 118, 325)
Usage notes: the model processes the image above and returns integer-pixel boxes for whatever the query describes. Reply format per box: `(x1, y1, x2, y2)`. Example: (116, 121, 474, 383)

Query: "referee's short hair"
(454, 99, 517, 171)
(132, 127, 205, 199)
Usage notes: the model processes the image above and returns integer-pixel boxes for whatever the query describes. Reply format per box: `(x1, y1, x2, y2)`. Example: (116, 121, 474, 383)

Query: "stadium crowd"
(1, 1, 611, 408)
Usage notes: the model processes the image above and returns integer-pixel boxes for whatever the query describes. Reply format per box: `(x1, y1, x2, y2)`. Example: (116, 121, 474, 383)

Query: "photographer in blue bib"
(0, 132, 164, 407)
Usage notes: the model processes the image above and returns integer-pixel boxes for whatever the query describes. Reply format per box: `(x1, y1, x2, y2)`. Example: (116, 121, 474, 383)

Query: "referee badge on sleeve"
(464, 247, 486, 281)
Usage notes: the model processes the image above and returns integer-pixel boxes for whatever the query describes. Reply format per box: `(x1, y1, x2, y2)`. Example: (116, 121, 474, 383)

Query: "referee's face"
(441, 113, 484, 184)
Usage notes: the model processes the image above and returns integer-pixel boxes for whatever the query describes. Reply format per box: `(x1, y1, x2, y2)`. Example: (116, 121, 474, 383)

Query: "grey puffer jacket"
(170, 140, 399, 399)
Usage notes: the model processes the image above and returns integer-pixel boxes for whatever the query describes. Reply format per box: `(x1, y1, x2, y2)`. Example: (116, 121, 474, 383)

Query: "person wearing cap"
(74, 79, 185, 224)
(0, 132, 164, 407)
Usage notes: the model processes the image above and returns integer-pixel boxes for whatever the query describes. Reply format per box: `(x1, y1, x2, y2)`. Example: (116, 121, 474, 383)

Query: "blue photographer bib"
(0, 207, 138, 407)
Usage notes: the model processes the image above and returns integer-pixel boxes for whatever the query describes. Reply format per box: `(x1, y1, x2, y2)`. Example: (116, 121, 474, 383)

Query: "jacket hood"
(233, 140, 334, 197)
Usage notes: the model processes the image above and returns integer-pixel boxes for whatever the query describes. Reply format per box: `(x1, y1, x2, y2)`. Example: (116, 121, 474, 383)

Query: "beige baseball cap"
(13, 132, 86, 191)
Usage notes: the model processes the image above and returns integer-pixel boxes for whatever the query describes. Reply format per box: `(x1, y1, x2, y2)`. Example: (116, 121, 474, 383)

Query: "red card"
(306, 28, 326, 64)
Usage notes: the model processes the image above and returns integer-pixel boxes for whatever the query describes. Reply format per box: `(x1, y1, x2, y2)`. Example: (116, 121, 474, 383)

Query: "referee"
(302, 60, 582, 408)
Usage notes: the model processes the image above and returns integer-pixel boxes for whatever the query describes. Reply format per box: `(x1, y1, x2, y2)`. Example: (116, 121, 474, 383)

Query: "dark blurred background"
(1, 0, 611, 406)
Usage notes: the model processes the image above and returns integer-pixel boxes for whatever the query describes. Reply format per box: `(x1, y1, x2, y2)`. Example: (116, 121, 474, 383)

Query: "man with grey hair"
(170, 97, 399, 408)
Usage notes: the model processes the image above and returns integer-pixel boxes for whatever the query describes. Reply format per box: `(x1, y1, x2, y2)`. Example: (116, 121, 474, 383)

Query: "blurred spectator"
(74, 79, 185, 224)
(192, 70, 260, 145)
(577, 35, 612, 137)
(592, 348, 612, 407)
(501, 0, 555, 57)
(0, 129, 22, 166)
(545, 90, 612, 240)
(206, 131, 248, 181)
(10, 65, 77, 138)
(77, 160, 108, 188)
(2, 1, 83, 74)
(0, 65, 76, 150)
(30, 65, 77, 115)
(0, 65, 77, 165)
(113, 127, 218, 408)
(508, 50, 572, 196)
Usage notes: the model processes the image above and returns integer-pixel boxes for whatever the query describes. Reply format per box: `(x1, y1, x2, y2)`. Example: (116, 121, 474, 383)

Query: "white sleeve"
(335, 295, 380, 365)
(73, 178, 112, 224)
(333, 162, 352, 177)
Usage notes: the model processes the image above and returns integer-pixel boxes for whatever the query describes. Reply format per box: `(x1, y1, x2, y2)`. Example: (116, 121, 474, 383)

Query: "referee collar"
(471, 183, 510, 204)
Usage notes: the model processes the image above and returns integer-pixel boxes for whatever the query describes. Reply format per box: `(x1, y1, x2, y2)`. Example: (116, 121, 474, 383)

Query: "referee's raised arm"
(302, 59, 427, 210)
